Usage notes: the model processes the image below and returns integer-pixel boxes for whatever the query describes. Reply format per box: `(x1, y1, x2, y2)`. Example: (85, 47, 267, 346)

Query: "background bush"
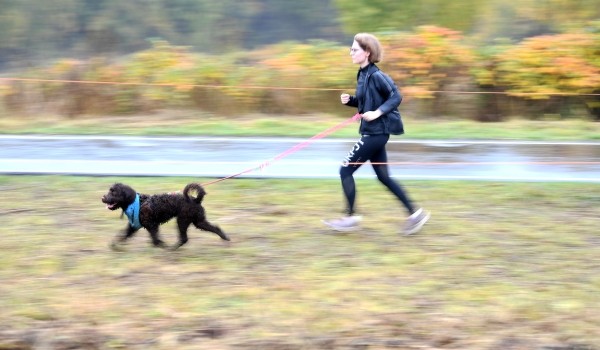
(1, 26, 599, 121)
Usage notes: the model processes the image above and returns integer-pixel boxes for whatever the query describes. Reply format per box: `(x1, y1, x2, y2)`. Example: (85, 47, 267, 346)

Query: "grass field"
(1, 111, 600, 140)
(1, 175, 599, 349)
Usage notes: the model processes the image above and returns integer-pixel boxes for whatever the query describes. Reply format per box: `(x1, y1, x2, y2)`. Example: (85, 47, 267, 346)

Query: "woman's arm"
(372, 71, 402, 115)
(362, 72, 402, 121)
(341, 93, 359, 108)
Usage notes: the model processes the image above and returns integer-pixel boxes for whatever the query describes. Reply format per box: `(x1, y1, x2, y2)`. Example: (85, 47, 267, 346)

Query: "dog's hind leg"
(171, 217, 192, 250)
(195, 220, 230, 241)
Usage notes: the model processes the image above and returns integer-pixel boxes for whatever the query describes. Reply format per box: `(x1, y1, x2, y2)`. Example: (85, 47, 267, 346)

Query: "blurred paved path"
(1, 135, 599, 182)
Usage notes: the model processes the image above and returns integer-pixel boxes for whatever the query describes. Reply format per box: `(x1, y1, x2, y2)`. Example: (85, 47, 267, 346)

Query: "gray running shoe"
(322, 215, 362, 232)
(403, 208, 430, 235)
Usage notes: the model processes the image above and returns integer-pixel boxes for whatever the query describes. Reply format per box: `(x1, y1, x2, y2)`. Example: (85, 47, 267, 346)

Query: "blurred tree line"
(0, 0, 343, 68)
(0, 0, 599, 121)
(335, 0, 599, 42)
(2, 0, 597, 67)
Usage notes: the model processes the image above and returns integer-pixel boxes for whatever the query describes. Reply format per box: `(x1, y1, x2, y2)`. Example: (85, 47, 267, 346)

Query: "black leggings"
(339, 134, 415, 216)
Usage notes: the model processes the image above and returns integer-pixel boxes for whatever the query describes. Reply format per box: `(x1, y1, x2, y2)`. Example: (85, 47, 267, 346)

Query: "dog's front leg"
(147, 225, 167, 248)
(110, 225, 137, 250)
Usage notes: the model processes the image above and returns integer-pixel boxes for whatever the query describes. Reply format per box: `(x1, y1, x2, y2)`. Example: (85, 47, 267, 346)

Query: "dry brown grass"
(0, 176, 599, 349)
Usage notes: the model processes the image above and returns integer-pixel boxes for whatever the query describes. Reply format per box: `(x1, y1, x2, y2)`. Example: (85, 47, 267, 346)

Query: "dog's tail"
(183, 183, 206, 204)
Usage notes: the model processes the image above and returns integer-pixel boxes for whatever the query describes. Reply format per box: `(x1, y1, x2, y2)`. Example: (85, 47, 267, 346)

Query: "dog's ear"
(121, 184, 137, 205)
(111, 183, 136, 206)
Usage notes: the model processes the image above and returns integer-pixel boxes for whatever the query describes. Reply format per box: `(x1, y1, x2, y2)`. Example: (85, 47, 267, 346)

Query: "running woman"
(323, 33, 430, 235)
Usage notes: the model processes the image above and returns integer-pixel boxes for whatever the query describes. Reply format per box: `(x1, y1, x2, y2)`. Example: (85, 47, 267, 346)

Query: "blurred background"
(0, 0, 599, 121)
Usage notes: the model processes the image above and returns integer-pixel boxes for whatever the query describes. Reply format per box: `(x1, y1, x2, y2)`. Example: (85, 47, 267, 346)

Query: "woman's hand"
(340, 93, 350, 104)
(362, 109, 382, 122)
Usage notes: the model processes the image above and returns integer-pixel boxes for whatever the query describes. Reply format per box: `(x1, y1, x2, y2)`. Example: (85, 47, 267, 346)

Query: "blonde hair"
(354, 33, 383, 63)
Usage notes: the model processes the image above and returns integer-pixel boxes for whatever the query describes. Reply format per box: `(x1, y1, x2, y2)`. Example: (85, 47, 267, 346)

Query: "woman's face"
(350, 40, 369, 67)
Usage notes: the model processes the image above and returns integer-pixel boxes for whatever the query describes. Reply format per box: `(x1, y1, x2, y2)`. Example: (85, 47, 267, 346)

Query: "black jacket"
(345, 63, 404, 135)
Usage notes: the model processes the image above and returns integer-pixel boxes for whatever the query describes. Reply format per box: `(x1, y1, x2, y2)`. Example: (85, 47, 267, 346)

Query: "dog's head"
(101, 183, 137, 211)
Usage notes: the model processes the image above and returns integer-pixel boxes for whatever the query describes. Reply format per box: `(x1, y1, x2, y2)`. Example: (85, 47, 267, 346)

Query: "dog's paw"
(153, 240, 168, 249)
(109, 241, 126, 252)
(169, 244, 182, 251)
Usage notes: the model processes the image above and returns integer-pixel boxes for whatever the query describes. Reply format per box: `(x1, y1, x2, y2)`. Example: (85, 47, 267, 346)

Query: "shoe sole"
(321, 220, 360, 232)
(403, 212, 431, 236)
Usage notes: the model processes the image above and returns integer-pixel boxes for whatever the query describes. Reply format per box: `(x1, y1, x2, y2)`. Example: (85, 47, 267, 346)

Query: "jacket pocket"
(386, 110, 404, 135)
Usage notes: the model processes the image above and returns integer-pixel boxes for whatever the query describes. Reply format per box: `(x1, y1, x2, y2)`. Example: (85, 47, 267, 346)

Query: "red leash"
(201, 113, 361, 186)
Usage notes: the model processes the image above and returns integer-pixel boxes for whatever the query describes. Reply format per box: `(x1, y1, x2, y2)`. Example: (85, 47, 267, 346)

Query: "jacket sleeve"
(373, 72, 402, 115)
(346, 95, 359, 108)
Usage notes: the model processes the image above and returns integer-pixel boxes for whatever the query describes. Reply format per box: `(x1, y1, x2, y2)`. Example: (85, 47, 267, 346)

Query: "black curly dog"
(102, 182, 229, 250)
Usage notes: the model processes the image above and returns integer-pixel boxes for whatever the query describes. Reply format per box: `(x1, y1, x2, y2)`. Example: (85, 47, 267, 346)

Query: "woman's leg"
(324, 137, 371, 230)
(329, 134, 429, 233)
(339, 134, 394, 215)
(370, 136, 416, 215)
(339, 137, 365, 215)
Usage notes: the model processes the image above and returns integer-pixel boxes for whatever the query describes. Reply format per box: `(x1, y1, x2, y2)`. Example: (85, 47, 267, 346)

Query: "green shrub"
(2, 27, 598, 121)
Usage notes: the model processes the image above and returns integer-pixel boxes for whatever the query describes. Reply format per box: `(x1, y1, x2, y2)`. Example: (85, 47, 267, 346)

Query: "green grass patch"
(1, 111, 600, 140)
(0, 175, 599, 348)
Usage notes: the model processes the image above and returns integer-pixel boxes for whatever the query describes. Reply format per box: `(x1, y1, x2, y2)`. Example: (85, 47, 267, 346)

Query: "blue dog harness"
(124, 193, 142, 230)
